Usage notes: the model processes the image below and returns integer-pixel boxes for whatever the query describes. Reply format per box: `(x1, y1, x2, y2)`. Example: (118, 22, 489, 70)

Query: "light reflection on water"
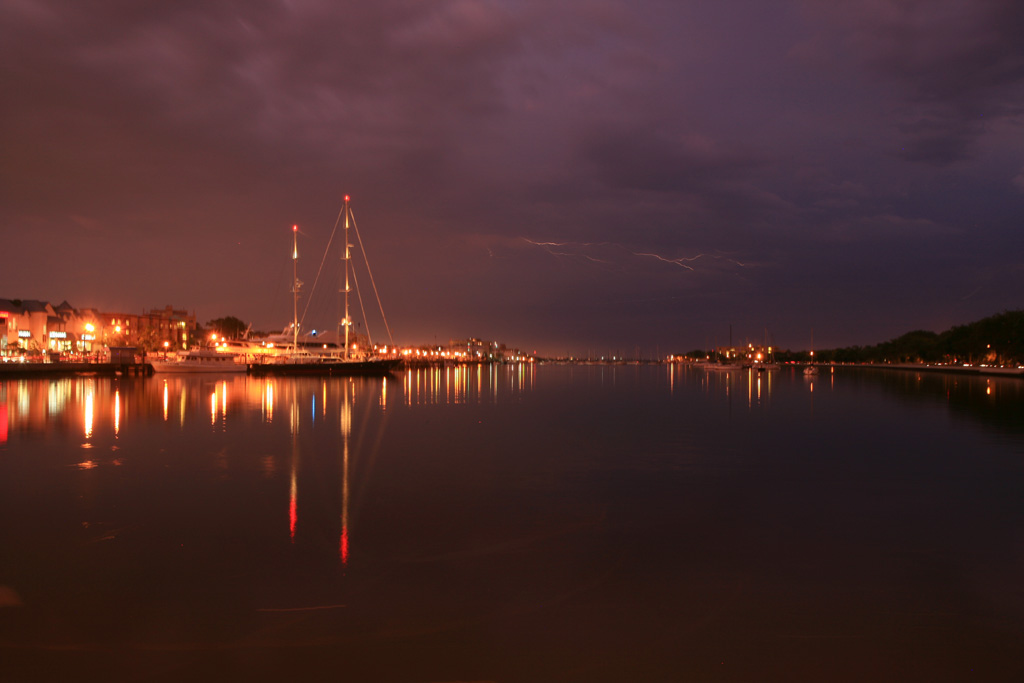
(402, 363, 536, 405)
(1, 365, 1023, 681)
(83, 383, 94, 440)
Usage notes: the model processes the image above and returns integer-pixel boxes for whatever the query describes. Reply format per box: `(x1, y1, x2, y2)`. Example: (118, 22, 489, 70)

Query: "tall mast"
(342, 195, 351, 360)
(292, 224, 300, 353)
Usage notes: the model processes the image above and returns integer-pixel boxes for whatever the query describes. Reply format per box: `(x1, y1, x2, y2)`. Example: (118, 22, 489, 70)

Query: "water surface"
(1, 365, 1022, 681)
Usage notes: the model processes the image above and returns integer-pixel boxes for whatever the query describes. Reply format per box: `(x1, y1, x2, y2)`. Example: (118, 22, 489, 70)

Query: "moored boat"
(150, 348, 247, 373)
(252, 195, 400, 377)
(248, 356, 402, 376)
(701, 362, 740, 372)
(803, 330, 819, 375)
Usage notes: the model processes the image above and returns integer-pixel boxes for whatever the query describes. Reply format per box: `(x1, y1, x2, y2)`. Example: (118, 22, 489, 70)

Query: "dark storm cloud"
(2, 0, 1022, 353)
(805, 0, 1024, 165)
(580, 126, 758, 194)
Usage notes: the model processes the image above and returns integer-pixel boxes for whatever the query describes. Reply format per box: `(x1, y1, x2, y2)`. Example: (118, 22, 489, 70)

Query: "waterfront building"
(1, 299, 198, 358)
(0, 299, 57, 357)
(448, 338, 522, 361)
(99, 305, 199, 351)
(715, 342, 774, 366)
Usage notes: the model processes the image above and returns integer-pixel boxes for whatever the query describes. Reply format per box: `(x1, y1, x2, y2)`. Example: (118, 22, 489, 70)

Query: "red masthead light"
(292, 224, 298, 232)
(344, 195, 350, 202)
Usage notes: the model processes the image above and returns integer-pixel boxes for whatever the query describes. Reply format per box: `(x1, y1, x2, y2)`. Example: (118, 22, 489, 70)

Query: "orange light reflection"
(84, 389, 94, 439)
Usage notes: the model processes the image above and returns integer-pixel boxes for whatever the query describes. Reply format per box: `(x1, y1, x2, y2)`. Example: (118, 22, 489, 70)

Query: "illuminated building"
(0, 298, 198, 358)
(0, 299, 57, 357)
(715, 343, 775, 367)
(100, 305, 199, 351)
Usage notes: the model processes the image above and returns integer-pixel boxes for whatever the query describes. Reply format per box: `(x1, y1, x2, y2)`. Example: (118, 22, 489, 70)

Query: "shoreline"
(1, 359, 1022, 380)
(833, 362, 1024, 378)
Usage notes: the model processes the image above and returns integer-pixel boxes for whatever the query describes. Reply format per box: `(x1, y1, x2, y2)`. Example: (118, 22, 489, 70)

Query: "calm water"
(1, 365, 1023, 682)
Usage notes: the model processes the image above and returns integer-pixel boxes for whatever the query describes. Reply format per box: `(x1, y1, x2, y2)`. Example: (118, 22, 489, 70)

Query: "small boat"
(755, 329, 779, 371)
(702, 362, 740, 372)
(251, 195, 400, 377)
(803, 330, 819, 375)
(150, 348, 247, 374)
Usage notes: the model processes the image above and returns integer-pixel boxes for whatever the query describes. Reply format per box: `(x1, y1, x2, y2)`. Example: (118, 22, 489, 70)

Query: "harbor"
(7, 2, 1024, 680)
(3, 363, 1024, 681)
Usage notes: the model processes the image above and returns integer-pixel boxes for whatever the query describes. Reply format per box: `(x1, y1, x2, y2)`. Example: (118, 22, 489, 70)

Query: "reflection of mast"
(340, 381, 352, 565)
(289, 396, 299, 542)
(809, 379, 815, 417)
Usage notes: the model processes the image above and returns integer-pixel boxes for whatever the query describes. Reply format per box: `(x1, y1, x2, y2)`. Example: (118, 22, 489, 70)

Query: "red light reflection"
(289, 496, 297, 541)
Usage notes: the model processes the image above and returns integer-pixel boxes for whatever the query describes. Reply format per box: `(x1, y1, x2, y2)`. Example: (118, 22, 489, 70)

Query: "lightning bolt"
(521, 238, 744, 272)
(632, 251, 701, 270)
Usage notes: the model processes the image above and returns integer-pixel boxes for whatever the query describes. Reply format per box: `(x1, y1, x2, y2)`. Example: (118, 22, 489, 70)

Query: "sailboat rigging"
(249, 195, 402, 376)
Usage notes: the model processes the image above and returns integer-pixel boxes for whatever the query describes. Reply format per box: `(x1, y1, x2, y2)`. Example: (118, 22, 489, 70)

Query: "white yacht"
(149, 348, 247, 373)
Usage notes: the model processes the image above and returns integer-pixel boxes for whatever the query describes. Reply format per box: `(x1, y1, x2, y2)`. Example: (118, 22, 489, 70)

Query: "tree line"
(778, 310, 1024, 365)
(674, 311, 1024, 366)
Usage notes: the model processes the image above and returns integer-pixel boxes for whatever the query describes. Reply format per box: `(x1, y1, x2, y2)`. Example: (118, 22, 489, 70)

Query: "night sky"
(2, 1, 1022, 355)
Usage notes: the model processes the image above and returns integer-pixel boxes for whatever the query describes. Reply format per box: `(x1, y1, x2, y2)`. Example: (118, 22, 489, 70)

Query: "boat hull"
(248, 358, 402, 376)
(701, 363, 739, 371)
(150, 361, 248, 373)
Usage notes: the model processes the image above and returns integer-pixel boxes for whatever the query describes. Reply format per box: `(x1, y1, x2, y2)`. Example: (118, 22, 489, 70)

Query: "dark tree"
(814, 310, 1024, 366)
(206, 316, 248, 340)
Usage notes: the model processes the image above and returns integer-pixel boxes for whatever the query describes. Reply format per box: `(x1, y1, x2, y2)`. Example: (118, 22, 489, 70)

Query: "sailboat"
(803, 330, 819, 376)
(756, 328, 779, 371)
(249, 196, 402, 377)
